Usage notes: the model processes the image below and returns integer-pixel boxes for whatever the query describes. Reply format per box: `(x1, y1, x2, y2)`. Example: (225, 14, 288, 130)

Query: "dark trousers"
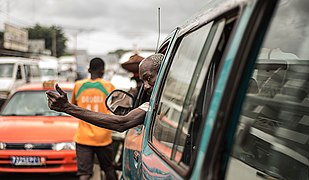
(76, 143, 117, 180)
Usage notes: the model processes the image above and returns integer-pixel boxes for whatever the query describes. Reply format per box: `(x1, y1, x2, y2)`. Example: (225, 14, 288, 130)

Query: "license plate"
(11, 156, 45, 166)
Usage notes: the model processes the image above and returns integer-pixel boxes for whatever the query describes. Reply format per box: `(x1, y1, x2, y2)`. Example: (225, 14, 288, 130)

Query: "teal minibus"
(107, 0, 309, 179)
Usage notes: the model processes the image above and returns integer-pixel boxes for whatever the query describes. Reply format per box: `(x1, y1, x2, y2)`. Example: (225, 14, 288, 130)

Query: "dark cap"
(89, 57, 105, 71)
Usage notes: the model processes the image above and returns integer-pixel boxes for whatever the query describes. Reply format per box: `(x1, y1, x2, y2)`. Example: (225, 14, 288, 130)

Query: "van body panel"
(0, 79, 13, 92)
(0, 57, 41, 100)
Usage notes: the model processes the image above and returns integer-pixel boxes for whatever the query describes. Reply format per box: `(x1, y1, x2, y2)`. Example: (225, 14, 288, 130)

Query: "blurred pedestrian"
(71, 57, 117, 180)
(66, 68, 77, 82)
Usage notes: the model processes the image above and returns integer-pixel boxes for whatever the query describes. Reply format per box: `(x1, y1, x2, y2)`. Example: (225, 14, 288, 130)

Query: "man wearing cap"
(71, 57, 117, 180)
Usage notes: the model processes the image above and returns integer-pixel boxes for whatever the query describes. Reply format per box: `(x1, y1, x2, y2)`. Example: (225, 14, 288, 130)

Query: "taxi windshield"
(0, 64, 14, 78)
(1, 90, 72, 116)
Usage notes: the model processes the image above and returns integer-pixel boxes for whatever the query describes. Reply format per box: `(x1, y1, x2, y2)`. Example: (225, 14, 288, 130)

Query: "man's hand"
(46, 83, 70, 112)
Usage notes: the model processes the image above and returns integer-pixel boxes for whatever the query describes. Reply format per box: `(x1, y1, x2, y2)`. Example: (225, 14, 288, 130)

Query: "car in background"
(0, 81, 78, 174)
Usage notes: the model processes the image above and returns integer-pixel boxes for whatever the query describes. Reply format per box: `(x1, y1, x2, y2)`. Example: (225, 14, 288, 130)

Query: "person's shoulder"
(75, 79, 89, 85)
(99, 79, 111, 84)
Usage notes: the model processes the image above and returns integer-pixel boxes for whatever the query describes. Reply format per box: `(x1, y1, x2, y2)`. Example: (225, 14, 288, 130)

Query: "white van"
(38, 56, 59, 82)
(0, 57, 41, 102)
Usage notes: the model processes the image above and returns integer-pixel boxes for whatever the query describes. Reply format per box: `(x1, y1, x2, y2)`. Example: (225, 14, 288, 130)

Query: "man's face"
(141, 70, 157, 96)
(139, 61, 158, 96)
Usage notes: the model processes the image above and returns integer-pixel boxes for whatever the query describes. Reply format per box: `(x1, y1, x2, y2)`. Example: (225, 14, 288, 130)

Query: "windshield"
(1, 90, 72, 116)
(0, 64, 14, 78)
(40, 69, 57, 76)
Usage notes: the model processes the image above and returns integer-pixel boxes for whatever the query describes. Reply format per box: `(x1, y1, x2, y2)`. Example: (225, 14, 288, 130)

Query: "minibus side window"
(148, 15, 235, 171)
(150, 22, 213, 161)
(226, 0, 309, 179)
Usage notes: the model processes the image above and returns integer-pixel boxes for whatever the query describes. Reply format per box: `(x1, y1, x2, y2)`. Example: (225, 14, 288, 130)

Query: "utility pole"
(52, 30, 57, 57)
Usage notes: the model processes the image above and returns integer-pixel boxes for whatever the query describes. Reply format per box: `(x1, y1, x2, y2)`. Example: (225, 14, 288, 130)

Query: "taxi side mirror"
(105, 89, 134, 115)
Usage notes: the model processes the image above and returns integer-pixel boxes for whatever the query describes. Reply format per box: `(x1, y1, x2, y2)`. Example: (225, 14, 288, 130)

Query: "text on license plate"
(11, 156, 45, 166)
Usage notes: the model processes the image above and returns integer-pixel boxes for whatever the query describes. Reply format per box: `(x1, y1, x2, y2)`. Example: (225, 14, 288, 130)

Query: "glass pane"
(226, 0, 309, 179)
(175, 20, 226, 165)
(152, 22, 213, 159)
(0, 64, 14, 78)
(40, 69, 57, 76)
(1, 91, 72, 116)
(30, 65, 41, 77)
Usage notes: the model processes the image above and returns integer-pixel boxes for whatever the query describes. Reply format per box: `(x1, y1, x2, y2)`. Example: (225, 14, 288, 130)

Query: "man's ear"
(88, 68, 91, 73)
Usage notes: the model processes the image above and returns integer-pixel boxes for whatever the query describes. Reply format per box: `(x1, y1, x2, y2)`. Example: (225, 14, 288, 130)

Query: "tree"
(108, 49, 129, 59)
(27, 24, 67, 57)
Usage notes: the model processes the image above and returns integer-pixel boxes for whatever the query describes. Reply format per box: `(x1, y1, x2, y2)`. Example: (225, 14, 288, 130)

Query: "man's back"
(72, 78, 115, 146)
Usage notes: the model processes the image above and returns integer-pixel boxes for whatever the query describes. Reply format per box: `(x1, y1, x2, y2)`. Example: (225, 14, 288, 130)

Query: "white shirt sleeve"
(138, 102, 149, 112)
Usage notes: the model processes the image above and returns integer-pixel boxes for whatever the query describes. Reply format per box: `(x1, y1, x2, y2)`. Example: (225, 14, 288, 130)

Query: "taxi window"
(1, 91, 72, 116)
(226, 0, 309, 179)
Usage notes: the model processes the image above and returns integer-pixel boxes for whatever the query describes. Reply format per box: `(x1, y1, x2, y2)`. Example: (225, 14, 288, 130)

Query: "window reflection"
(227, 0, 309, 179)
(152, 23, 213, 160)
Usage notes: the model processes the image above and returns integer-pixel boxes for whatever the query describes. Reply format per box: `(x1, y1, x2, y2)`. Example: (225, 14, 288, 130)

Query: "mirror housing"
(105, 89, 134, 115)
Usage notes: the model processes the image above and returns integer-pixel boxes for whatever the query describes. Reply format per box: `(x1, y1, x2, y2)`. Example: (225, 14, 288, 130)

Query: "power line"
(0, 10, 32, 27)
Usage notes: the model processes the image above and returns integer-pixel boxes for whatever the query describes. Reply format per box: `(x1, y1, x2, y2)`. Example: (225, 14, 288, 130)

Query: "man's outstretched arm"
(46, 84, 146, 132)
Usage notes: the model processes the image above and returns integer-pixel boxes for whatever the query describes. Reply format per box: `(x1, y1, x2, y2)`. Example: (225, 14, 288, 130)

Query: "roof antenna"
(155, 7, 161, 53)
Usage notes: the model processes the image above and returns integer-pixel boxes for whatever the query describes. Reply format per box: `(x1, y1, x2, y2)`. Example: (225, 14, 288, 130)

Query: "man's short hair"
(89, 57, 105, 71)
(143, 53, 164, 72)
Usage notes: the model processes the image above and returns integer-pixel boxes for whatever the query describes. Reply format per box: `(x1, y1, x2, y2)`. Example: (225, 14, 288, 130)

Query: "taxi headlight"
(0, 142, 6, 150)
(52, 142, 75, 151)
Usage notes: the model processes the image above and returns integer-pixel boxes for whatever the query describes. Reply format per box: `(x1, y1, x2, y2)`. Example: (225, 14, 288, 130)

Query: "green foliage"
(27, 24, 67, 57)
(108, 49, 130, 58)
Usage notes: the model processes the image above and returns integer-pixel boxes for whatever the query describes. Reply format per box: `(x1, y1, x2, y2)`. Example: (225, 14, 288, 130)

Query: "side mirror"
(105, 89, 134, 115)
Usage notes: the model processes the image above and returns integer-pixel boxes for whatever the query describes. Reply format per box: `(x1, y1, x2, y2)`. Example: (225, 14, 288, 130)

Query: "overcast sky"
(0, 0, 207, 55)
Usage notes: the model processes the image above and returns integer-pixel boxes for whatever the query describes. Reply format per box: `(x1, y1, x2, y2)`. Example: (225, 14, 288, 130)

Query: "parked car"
(0, 81, 78, 174)
(106, 0, 309, 179)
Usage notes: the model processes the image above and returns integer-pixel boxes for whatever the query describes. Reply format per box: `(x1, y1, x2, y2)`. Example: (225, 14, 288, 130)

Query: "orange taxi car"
(0, 81, 78, 173)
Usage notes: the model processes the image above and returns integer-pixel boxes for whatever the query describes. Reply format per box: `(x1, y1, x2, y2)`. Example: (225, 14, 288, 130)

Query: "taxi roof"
(16, 82, 74, 92)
